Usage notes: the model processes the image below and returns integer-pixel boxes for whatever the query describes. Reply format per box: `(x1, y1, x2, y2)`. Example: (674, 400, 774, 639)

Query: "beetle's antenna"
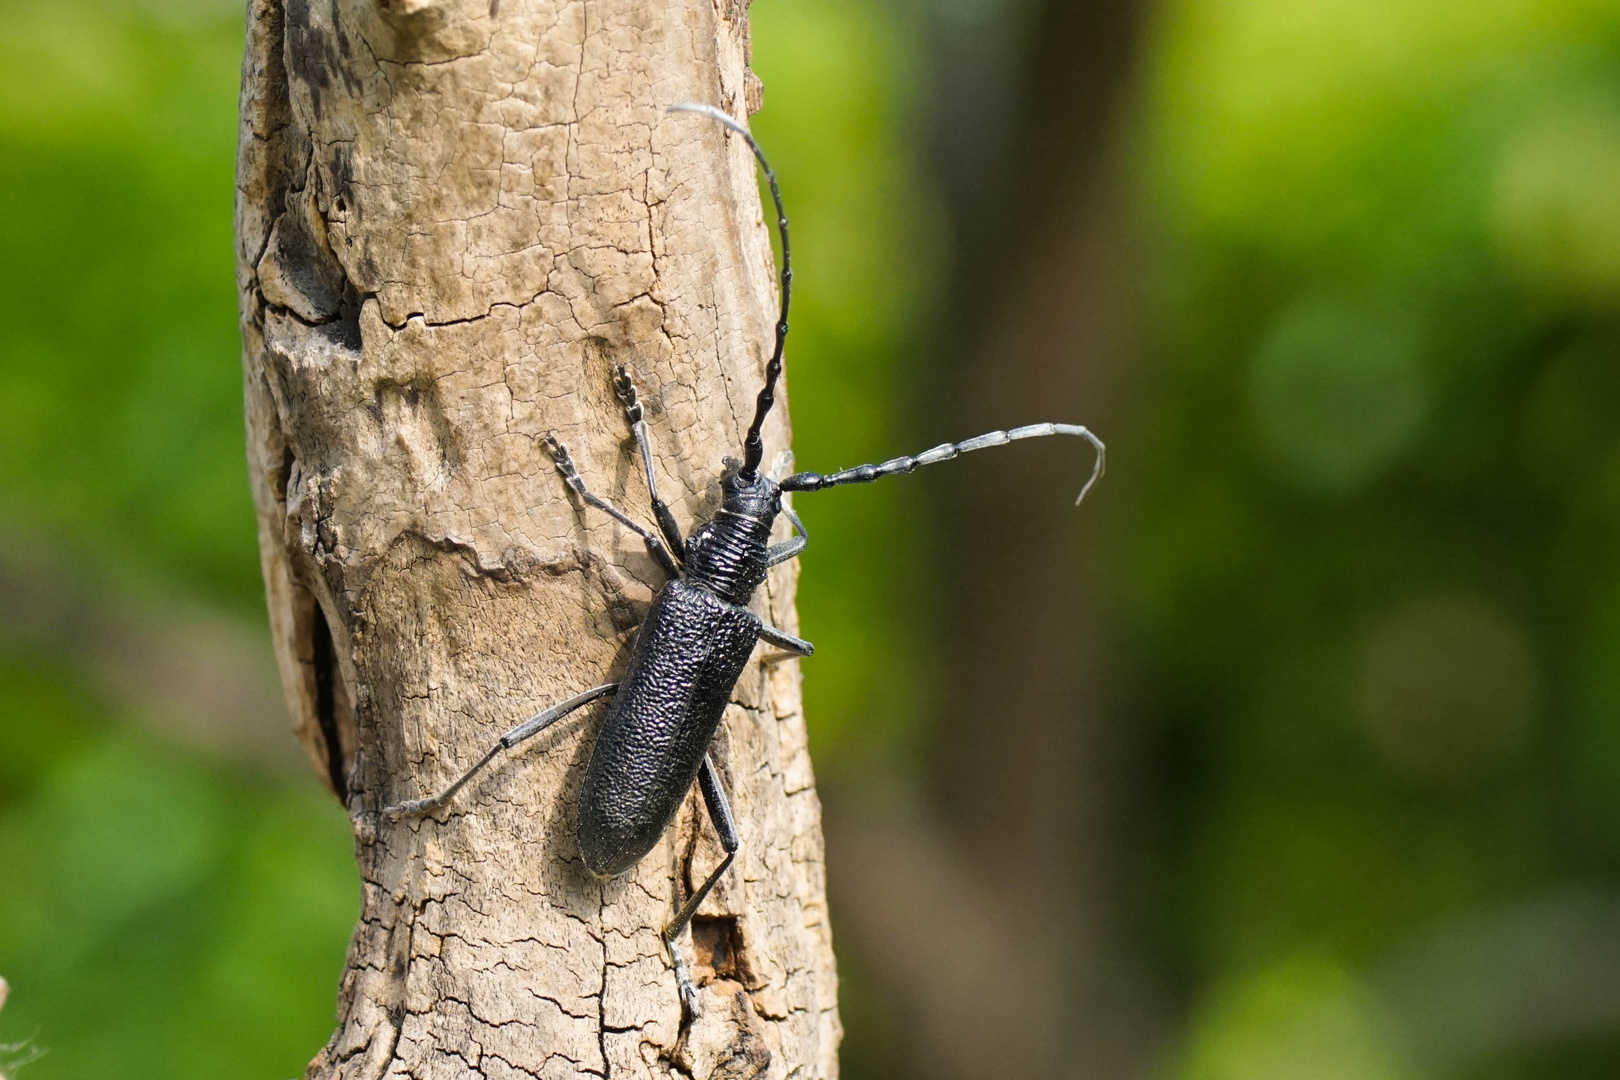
(780, 423, 1107, 506)
(668, 102, 790, 481)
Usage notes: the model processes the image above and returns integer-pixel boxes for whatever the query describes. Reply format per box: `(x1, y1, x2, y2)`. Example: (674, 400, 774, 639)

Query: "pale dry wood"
(235, 2, 839, 1076)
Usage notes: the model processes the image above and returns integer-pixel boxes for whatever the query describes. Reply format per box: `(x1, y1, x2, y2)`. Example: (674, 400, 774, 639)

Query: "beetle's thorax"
(682, 470, 780, 605)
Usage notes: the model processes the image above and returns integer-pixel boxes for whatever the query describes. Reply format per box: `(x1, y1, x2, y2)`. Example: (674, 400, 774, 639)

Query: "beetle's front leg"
(765, 537, 806, 566)
(765, 502, 808, 566)
(614, 366, 687, 561)
(544, 434, 681, 578)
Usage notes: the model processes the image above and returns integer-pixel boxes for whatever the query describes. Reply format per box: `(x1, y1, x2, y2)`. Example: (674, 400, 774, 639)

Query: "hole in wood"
(692, 915, 744, 984)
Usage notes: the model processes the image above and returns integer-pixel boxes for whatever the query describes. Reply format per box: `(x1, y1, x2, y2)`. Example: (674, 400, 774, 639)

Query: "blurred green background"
(5, 0, 1620, 1077)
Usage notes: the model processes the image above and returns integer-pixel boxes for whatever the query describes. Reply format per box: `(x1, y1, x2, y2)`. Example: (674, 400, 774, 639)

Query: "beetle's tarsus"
(667, 936, 701, 1019)
(613, 365, 641, 416)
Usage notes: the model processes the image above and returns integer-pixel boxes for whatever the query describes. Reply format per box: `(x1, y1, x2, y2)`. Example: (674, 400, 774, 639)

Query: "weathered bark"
(235, 2, 838, 1077)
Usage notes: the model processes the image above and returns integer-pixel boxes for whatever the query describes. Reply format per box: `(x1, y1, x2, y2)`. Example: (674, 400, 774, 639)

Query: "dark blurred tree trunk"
(941, 1, 1156, 1075)
(824, 1, 1158, 1077)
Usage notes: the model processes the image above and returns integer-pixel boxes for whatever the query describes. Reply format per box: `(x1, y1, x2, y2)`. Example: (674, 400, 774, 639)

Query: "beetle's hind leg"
(383, 682, 619, 818)
(664, 753, 739, 1018)
(613, 366, 686, 561)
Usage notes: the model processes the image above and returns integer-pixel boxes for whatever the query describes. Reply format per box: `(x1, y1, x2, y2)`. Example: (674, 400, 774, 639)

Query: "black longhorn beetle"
(383, 102, 1105, 1015)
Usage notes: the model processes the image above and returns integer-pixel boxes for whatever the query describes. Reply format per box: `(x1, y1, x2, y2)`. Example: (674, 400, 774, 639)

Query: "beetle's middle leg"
(758, 624, 814, 656)
(613, 366, 686, 561)
(664, 753, 739, 1017)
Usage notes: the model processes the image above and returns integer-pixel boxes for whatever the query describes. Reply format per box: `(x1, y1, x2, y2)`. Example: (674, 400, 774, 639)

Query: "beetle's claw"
(667, 937, 702, 1020)
(613, 365, 637, 403)
(680, 978, 700, 1019)
(542, 433, 569, 466)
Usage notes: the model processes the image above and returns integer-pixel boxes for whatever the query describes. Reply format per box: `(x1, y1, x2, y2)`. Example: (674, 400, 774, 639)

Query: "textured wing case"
(577, 579, 761, 877)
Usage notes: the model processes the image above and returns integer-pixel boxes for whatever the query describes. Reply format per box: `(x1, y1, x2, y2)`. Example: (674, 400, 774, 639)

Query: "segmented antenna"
(668, 102, 790, 480)
(780, 423, 1107, 506)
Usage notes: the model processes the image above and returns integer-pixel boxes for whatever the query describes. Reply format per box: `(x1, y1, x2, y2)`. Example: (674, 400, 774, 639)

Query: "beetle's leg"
(766, 449, 796, 482)
(765, 501, 808, 566)
(383, 682, 619, 817)
(758, 624, 814, 656)
(765, 536, 806, 566)
(613, 366, 686, 561)
(664, 753, 739, 1018)
(544, 435, 681, 578)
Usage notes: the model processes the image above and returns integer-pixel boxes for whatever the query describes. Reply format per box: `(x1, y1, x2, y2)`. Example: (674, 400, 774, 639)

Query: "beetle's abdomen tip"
(579, 843, 642, 880)
(583, 854, 625, 880)
(578, 819, 657, 880)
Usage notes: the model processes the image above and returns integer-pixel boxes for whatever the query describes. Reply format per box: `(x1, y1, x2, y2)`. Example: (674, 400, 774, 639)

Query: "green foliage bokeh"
(1135, 0, 1620, 1075)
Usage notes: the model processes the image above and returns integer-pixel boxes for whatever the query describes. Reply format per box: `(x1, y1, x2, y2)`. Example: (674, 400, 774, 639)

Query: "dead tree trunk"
(235, 2, 839, 1077)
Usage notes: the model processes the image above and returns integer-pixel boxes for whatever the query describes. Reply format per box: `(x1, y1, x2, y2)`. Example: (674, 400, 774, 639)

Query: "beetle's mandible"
(383, 102, 1106, 1017)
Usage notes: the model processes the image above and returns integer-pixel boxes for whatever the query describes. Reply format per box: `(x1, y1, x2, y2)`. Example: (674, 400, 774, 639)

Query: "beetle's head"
(720, 456, 781, 520)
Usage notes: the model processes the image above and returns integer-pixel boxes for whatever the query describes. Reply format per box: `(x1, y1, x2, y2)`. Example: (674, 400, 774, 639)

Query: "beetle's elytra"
(577, 577, 761, 878)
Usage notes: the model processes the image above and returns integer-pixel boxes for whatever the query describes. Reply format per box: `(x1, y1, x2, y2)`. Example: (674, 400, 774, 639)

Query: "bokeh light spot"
(1249, 295, 1428, 494)
(1355, 595, 1539, 786)
(1491, 103, 1620, 312)
(1178, 953, 1413, 1080)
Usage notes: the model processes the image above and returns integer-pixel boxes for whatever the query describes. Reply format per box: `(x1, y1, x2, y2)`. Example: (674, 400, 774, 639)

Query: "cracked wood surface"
(235, 1, 838, 1076)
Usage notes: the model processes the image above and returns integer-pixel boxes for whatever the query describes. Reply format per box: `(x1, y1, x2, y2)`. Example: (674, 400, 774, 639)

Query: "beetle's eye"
(720, 456, 742, 480)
